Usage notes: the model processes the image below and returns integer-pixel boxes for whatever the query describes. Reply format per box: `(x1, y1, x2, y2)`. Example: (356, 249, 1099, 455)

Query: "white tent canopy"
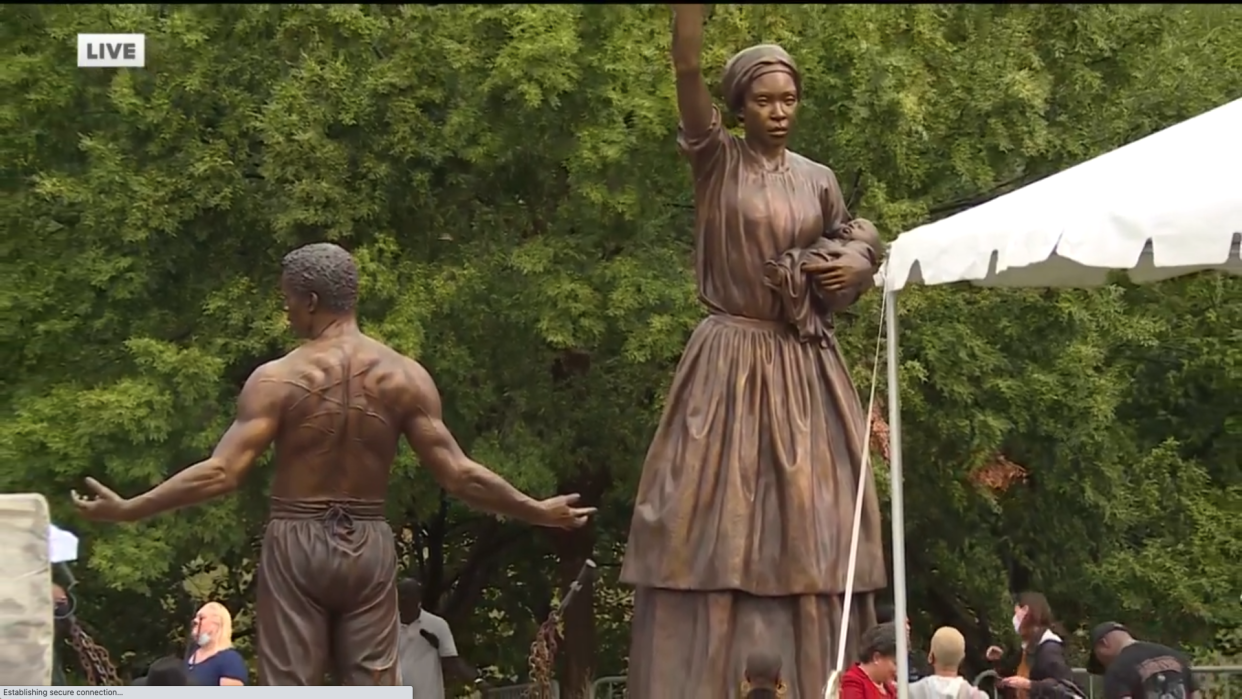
(886, 96, 1242, 291)
(877, 96, 1242, 699)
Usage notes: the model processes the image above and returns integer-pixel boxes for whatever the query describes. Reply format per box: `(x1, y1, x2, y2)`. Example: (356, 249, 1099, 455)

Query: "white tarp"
(50, 524, 78, 564)
(884, 97, 1242, 291)
(0, 493, 54, 686)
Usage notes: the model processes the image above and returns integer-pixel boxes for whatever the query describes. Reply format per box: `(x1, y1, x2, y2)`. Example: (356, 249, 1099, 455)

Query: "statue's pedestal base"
(625, 586, 876, 699)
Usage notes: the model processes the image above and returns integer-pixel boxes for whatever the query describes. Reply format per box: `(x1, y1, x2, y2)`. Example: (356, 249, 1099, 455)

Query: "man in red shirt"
(842, 623, 899, 699)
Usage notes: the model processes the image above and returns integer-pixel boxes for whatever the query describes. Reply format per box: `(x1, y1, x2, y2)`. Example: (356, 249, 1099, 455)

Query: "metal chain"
(523, 560, 596, 699)
(525, 606, 563, 699)
(66, 621, 121, 686)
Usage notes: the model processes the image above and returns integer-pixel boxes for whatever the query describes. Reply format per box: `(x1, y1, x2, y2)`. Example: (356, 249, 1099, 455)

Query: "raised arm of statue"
(670, 4, 714, 139)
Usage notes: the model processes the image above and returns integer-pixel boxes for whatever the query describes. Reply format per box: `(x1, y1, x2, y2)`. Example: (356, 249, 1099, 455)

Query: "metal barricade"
(1074, 666, 1241, 699)
(973, 669, 1003, 699)
(482, 681, 561, 699)
(498, 662, 1238, 699)
(1193, 666, 1242, 699)
(973, 666, 1242, 699)
(591, 675, 628, 698)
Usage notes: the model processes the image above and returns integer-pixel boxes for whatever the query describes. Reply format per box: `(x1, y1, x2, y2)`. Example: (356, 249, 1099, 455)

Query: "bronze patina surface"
(75, 243, 593, 685)
(620, 7, 888, 697)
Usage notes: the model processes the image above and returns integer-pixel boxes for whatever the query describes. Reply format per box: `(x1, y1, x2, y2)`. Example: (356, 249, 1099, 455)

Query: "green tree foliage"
(2, 3, 1240, 690)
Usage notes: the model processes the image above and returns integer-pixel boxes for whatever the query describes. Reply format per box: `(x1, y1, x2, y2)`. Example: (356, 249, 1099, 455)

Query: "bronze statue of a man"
(74, 242, 595, 686)
(619, 6, 887, 697)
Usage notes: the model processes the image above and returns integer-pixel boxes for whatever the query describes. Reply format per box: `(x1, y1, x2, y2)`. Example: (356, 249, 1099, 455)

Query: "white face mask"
(196, 632, 212, 648)
(1012, 611, 1025, 634)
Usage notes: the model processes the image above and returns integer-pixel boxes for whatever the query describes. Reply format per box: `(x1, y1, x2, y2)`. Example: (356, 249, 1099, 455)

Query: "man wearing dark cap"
(1089, 622, 1198, 699)
(876, 603, 926, 682)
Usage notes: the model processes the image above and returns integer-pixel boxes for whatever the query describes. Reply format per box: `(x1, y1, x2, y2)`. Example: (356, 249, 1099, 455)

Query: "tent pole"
(885, 288, 909, 699)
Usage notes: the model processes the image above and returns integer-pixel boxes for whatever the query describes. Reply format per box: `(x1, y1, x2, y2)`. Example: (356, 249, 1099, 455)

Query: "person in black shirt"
(876, 603, 927, 682)
(992, 591, 1081, 699)
(1088, 622, 1198, 699)
(133, 656, 195, 686)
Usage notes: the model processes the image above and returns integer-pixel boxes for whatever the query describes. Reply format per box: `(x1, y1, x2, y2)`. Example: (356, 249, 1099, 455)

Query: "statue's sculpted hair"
(280, 243, 359, 313)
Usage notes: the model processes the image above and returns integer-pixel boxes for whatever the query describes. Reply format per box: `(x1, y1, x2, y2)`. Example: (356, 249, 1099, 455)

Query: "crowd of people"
(119, 578, 478, 694)
(736, 592, 1199, 699)
(54, 550, 1199, 697)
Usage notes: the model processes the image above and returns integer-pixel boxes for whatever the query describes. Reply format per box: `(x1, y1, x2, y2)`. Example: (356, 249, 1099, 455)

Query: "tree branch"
(927, 172, 1043, 218)
(440, 520, 531, 624)
(846, 168, 865, 212)
(425, 492, 450, 602)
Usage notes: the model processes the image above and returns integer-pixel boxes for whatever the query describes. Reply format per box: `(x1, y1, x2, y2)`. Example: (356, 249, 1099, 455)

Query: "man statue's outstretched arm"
(122, 363, 283, 520)
(401, 360, 553, 525)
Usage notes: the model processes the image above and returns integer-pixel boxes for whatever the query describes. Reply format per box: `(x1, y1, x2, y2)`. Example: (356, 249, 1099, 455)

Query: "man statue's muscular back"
(75, 243, 594, 685)
(263, 335, 422, 503)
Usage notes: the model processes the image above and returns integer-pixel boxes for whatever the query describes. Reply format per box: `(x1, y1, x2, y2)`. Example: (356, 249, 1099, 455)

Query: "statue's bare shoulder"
(388, 350, 440, 424)
(384, 352, 460, 469)
(233, 358, 292, 420)
(357, 338, 437, 418)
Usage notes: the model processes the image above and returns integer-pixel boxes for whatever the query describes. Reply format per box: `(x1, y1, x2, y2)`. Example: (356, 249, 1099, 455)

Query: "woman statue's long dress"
(620, 7, 887, 698)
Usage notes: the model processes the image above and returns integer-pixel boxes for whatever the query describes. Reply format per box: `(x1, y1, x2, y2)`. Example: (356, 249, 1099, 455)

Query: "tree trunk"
(552, 523, 597, 699)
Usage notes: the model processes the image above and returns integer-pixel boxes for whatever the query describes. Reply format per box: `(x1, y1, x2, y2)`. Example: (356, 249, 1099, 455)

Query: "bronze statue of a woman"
(620, 5, 888, 697)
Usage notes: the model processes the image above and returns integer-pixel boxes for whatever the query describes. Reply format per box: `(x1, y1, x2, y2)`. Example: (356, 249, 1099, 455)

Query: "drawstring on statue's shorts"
(268, 497, 386, 555)
(323, 503, 356, 549)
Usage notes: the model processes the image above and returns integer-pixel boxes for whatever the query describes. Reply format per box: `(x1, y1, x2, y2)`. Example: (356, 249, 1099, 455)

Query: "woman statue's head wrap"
(721, 44, 802, 114)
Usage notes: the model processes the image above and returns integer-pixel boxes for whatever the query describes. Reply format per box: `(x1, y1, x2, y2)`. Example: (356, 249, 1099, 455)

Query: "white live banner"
(2, 690, 413, 698)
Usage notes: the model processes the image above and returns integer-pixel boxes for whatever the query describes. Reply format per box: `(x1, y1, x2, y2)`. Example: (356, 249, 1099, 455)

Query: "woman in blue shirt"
(186, 602, 249, 686)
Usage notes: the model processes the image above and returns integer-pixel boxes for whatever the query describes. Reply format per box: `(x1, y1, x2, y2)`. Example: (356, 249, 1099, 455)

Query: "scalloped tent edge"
(875, 96, 1242, 699)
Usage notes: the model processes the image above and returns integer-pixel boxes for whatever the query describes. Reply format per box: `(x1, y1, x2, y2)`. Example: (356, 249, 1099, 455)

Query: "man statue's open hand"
(72, 477, 134, 523)
(536, 493, 596, 530)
